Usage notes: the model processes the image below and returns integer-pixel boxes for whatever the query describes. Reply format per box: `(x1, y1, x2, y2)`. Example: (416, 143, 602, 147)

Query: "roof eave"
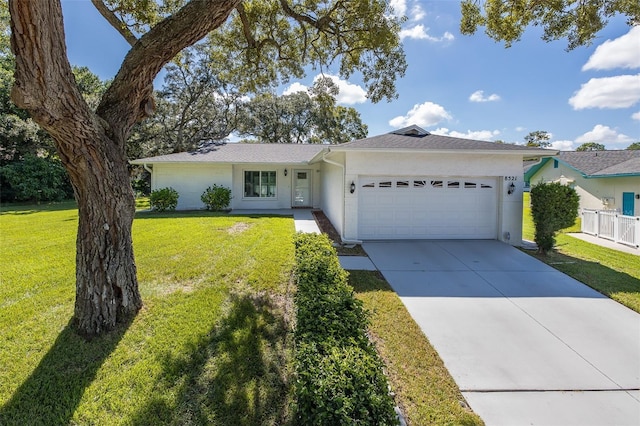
(585, 172, 640, 178)
(329, 147, 558, 156)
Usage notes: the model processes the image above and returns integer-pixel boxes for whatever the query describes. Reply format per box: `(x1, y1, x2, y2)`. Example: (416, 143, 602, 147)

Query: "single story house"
(132, 125, 555, 245)
(525, 150, 640, 216)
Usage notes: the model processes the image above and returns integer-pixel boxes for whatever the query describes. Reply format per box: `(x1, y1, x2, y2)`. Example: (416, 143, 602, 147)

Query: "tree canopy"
(237, 78, 367, 145)
(524, 130, 551, 148)
(576, 142, 606, 152)
(626, 142, 640, 150)
(460, 0, 640, 50)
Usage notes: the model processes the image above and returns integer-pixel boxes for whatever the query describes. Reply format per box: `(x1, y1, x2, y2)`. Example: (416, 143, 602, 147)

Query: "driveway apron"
(363, 240, 640, 426)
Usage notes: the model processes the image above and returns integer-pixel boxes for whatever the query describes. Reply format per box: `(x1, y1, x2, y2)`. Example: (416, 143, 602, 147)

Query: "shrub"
(201, 184, 232, 211)
(0, 154, 73, 203)
(295, 343, 398, 425)
(293, 233, 398, 425)
(530, 182, 579, 254)
(149, 187, 179, 212)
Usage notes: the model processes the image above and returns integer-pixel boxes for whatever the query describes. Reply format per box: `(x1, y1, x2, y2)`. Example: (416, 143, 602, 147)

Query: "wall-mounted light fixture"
(507, 182, 515, 195)
(284, 168, 288, 177)
(350, 181, 356, 194)
(636, 194, 640, 200)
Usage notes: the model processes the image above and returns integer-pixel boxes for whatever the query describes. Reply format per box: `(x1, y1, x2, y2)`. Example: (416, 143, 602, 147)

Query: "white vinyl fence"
(581, 209, 640, 248)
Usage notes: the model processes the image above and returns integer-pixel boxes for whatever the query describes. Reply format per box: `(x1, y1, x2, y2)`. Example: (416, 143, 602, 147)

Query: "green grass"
(522, 192, 640, 313)
(350, 271, 483, 426)
(0, 202, 296, 425)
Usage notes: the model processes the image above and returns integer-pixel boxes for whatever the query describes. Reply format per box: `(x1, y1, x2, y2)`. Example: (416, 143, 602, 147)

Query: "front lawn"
(0, 203, 296, 425)
(522, 192, 640, 313)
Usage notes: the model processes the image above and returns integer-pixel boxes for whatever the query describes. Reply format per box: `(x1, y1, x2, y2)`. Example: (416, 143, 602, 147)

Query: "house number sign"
(504, 176, 518, 181)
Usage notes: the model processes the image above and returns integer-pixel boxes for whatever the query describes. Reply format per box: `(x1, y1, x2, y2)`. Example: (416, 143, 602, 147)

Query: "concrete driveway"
(363, 240, 640, 426)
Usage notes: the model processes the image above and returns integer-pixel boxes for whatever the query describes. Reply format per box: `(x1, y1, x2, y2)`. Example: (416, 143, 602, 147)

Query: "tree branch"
(97, 0, 241, 135)
(91, 0, 138, 47)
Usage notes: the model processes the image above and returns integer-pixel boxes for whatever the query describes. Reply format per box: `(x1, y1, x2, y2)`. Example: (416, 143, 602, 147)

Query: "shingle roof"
(131, 142, 325, 164)
(333, 130, 555, 154)
(130, 126, 556, 165)
(557, 150, 640, 176)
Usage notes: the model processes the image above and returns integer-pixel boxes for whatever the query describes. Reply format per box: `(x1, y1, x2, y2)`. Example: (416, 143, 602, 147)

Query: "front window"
(244, 171, 277, 198)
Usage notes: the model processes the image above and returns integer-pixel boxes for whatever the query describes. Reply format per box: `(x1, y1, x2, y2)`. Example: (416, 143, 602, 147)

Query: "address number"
(504, 176, 518, 181)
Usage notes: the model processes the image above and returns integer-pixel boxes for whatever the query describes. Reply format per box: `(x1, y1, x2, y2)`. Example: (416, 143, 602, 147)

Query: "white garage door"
(358, 176, 498, 239)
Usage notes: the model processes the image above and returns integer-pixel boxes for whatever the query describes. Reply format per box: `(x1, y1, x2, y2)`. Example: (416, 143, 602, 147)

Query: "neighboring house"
(132, 125, 555, 245)
(525, 150, 640, 216)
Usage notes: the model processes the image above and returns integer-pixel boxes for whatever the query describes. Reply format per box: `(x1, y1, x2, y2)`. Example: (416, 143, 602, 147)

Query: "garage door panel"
(358, 176, 497, 240)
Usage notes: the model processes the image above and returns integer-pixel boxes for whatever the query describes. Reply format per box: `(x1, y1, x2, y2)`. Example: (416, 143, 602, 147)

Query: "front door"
(622, 192, 635, 216)
(293, 169, 311, 207)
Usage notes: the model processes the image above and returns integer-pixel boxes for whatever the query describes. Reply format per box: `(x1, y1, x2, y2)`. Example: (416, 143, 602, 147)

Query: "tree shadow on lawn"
(129, 292, 293, 426)
(0, 317, 131, 425)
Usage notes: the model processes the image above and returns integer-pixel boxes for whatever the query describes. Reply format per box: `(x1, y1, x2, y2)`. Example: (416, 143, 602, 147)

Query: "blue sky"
(61, 0, 640, 150)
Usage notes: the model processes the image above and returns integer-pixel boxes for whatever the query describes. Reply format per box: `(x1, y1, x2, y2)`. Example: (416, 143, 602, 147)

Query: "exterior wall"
(230, 164, 321, 210)
(531, 162, 640, 215)
(342, 151, 525, 245)
(151, 163, 322, 210)
(320, 155, 345, 238)
(152, 163, 232, 210)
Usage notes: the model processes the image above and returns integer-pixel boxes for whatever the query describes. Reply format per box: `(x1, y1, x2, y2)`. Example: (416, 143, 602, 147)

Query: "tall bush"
(530, 182, 579, 254)
(0, 154, 73, 203)
(201, 184, 231, 211)
(149, 187, 179, 212)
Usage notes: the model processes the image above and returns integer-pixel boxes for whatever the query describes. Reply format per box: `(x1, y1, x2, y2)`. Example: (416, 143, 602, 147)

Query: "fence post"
(613, 214, 619, 243)
(636, 217, 640, 248)
(594, 211, 599, 236)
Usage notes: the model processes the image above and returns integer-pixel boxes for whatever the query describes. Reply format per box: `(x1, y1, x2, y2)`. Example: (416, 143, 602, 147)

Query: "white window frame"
(243, 170, 277, 199)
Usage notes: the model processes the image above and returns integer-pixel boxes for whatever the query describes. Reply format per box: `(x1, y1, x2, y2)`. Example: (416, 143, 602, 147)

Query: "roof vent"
(390, 125, 430, 137)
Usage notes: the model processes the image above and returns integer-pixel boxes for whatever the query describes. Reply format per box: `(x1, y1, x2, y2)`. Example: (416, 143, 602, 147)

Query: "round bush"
(201, 184, 231, 211)
(150, 187, 179, 212)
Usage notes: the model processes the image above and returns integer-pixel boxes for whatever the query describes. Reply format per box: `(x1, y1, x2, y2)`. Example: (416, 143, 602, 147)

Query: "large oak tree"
(460, 0, 639, 50)
(8, 0, 405, 337)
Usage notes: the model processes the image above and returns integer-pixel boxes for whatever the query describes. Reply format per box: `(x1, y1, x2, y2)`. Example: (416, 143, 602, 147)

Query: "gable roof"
(130, 125, 557, 165)
(131, 142, 325, 165)
(330, 126, 555, 157)
(525, 150, 640, 180)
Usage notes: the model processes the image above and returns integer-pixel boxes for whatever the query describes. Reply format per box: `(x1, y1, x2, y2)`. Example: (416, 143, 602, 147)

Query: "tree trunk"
(9, 0, 239, 337)
(9, 0, 142, 338)
(71, 132, 142, 338)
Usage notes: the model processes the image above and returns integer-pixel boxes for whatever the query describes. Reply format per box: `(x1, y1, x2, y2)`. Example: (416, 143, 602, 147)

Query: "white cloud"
(569, 74, 640, 109)
(632, 111, 640, 121)
(390, 0, 407, 18)
(400, 25, 454, 42)
(469, 90, 501, 102)
(432, 127, 500, 141)
(389, 101, 452, 128)
(316, 74, 367, 105)
(515, 126, 526, 132)
(550, 140, 575, 150)
(575, 124, 633, 146)
(283, 82, 308, 95)
(283, 75, 367, 105)
(583, 27, 640, 71)
(410, 4, 426, 21)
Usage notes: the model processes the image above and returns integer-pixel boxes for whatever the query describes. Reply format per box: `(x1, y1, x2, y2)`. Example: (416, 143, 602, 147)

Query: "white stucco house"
(131, 125, 555, 245)
(525, 150, 640, 216)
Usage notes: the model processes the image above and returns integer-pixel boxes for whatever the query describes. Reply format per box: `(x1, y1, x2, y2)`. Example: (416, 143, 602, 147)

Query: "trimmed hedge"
(293, 233, 398, 425)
